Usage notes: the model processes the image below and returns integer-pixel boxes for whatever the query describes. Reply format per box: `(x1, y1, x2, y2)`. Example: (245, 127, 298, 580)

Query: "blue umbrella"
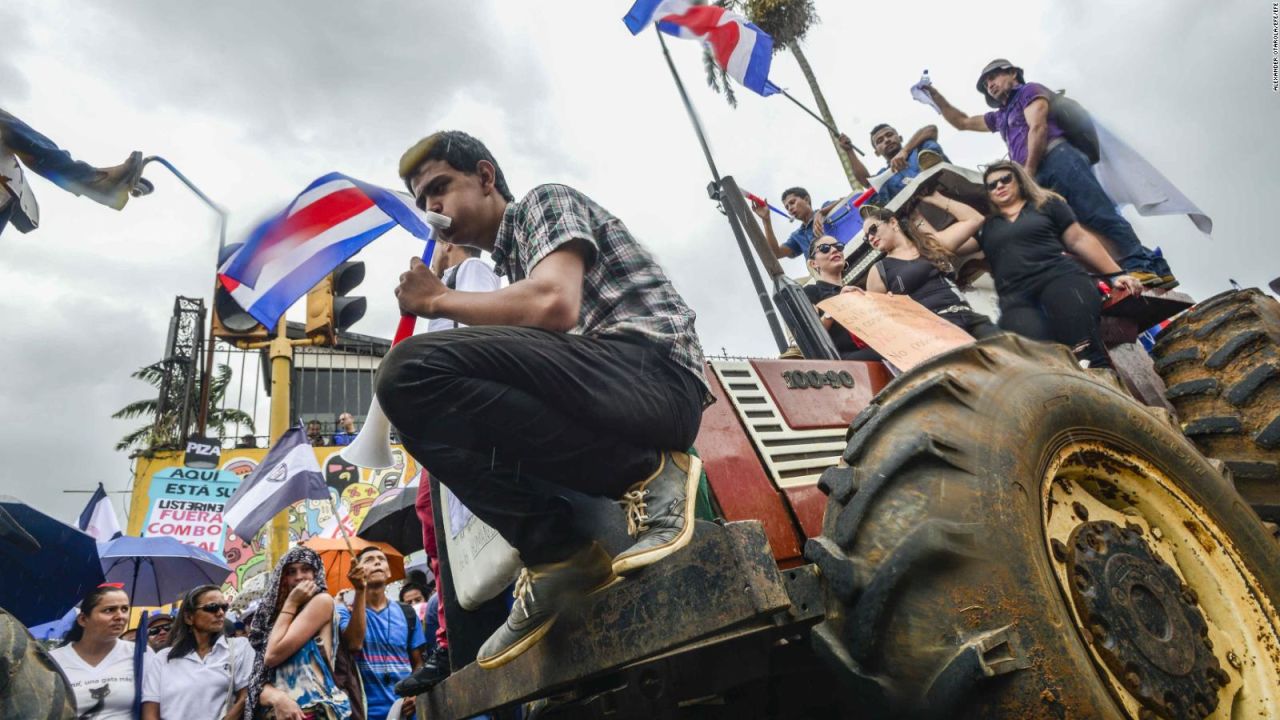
(0, 496, 104, 627)
(98, 536, 231, 607)
(27, 607, 78, 642)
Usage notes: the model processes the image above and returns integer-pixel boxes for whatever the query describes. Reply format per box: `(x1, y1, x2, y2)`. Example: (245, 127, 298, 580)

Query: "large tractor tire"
(0, 609, 76, 720)
(1151, 288, 1280, 521)
(804, 334, 1280, 719)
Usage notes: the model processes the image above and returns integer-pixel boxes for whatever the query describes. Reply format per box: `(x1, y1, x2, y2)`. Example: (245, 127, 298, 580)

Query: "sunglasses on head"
(196, 602, 230, 614)
(813, 242, 845, 256)
(986, 173, 1015, 191)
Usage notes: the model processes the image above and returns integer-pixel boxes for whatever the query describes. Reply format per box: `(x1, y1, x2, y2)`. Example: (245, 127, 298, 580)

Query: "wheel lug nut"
(1051, 539, 1068, 562)
(1072, 501, 1089, 521)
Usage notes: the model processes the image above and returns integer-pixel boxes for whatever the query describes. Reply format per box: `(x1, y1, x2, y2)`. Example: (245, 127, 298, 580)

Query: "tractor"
(418, 164, 1280, 720)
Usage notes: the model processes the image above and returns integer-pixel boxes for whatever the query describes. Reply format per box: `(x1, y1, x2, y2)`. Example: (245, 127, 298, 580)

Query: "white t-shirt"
(142, 636, 254, 720)
(426, 257, 502, 333)
(49, 639, 144, 720)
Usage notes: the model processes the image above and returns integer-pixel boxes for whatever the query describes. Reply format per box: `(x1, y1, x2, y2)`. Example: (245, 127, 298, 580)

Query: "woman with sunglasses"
(917, 161, 1143, 367)
(49, 583, 146, 720)
(854, 206, 1000, 339)
(803, 236, 881, 360)
(142, 584, 253, 720)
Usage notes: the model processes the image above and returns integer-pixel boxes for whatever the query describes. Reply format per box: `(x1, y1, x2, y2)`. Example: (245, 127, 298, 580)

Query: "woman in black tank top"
(859, 206, 999, 339)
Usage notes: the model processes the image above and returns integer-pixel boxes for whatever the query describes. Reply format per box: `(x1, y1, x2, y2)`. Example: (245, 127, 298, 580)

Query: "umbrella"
(0, 496, 104, 627)
(99, 536, 231, 607)
(356, 486, 423, 554)
(27, 607, 78, 642)
(301, 537, 404, 596)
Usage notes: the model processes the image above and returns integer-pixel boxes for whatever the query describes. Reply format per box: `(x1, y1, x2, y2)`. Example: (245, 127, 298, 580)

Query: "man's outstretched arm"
(397, 243, 588, 331)
(923, 87, 989, 133)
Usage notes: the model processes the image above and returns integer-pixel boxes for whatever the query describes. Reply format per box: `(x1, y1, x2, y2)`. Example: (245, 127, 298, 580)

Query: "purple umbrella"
(98, 536, 231, 607)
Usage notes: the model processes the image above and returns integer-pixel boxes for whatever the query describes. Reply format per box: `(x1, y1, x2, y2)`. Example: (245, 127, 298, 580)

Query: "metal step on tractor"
(420, 164, 1280, 720)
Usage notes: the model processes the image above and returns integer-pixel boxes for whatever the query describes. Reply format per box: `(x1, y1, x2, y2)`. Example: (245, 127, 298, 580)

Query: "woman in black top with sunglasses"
(857, 205, 999, 339)
(802, 236, 881, 360)
(920, 161, 1143, 368)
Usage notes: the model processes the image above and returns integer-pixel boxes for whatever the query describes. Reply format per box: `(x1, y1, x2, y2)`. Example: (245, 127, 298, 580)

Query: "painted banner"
(130, 444, 419, 602)
(142, 467, 242, 554)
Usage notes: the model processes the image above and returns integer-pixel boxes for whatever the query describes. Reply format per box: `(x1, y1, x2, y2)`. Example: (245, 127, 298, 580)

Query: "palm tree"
(113, 363, 254, 457)
(705, 0, 859, 190)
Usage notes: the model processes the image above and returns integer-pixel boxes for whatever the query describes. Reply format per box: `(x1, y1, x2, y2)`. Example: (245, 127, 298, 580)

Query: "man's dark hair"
(399, 582, 429, 602)
(399, 130, 515, 202)
(356, 545, 386, 562)
(781, 186, 810, 203)
(869, 123, 894, 139)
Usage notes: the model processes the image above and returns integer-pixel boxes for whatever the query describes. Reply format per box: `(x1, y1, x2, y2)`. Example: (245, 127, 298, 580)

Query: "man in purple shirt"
(923, 59, 1176, 288)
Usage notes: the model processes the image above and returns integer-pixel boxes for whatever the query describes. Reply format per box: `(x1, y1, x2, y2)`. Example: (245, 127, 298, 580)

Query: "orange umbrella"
(301, 537, 404, 596)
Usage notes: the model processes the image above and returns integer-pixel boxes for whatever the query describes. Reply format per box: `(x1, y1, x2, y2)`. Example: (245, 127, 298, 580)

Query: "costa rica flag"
(624, 0, 782, 97)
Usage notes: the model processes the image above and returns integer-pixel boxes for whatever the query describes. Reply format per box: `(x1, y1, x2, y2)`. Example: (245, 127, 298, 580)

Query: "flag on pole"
(222, 427, 330, 540)
(219, 172, 437, 328)
(624, 0, 781, 97)
(77, 482, 122, 541)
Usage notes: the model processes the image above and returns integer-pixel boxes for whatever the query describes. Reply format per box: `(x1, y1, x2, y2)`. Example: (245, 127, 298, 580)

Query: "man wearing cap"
(836, 124, 949, 206)
(923, 59, 1176, 288)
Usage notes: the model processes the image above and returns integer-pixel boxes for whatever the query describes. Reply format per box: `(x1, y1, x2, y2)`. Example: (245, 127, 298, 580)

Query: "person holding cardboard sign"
(854, 206, 1000, 340)
(917, 161, 1143, 368)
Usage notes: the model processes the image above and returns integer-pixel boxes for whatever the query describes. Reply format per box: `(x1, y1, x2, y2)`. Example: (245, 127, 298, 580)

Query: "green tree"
(113, 363, 254, 456)
(705, 0, 859, 190)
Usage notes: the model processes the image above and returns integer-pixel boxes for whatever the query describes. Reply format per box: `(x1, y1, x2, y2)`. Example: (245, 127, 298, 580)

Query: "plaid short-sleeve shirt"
(490, 184, 710, 399)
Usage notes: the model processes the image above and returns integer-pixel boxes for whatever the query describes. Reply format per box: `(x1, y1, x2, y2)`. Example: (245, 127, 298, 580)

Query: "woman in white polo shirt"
(48, 583, 144, 720)
(141, 584, 253, 720)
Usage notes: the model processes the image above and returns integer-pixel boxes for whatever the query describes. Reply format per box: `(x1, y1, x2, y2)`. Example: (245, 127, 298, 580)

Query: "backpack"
(1048, 90, 1101, 165)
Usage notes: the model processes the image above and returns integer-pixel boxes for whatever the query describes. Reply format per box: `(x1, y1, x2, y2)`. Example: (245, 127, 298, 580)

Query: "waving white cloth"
(1093, 122, 1212, 235)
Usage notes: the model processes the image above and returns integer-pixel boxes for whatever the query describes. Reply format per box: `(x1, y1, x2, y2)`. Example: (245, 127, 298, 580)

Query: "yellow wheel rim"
(1041, 439, 1280, 719)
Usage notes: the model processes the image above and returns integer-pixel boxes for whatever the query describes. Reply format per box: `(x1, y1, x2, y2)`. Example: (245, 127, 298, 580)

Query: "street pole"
(138, 156, 229, 436)
(266, 317, 294, 564)
(656, 31, 789, 353)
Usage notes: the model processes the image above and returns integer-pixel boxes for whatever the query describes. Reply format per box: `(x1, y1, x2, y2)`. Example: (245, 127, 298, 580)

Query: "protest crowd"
(4, 2, 1257, 719)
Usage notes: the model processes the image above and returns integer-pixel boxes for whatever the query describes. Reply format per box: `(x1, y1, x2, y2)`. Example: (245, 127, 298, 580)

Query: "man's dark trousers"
(377, 326, 705, 567)
(1035, 142, 1171, 276)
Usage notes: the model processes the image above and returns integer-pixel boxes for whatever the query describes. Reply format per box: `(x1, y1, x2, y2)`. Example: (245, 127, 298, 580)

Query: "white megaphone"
(341, 208, 451, 470)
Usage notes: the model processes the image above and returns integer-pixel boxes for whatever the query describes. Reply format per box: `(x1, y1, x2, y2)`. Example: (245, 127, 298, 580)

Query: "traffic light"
(306, 260, 366, 346)
(212, 242, 272, 342)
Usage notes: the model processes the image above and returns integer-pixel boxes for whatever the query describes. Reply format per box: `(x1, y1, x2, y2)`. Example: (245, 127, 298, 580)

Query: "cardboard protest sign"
(818, 291, 973, 370)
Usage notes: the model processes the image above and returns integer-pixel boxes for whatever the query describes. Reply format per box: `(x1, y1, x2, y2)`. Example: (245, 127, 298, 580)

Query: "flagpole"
(656, 30, 788, 353)
(778, 89, 866, 157)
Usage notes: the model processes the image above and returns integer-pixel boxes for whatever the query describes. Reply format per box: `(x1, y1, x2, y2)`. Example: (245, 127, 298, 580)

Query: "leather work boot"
(476, 542, 617, 670)
(611, 450, 702, 576)
(1128, 270, 1180, 290)
(394, 644, 450, 697)
(68, 151, 145, 210)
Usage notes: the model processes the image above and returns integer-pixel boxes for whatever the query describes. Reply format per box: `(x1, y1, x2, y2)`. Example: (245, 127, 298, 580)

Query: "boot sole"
(476, 572, 619, 670)
(611, 455, 703, 576)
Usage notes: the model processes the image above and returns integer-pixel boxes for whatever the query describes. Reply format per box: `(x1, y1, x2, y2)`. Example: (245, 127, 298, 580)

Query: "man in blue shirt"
(838, 123, 949, 207)
(754, 186, 838, 259)
(339, 547, 427, 720)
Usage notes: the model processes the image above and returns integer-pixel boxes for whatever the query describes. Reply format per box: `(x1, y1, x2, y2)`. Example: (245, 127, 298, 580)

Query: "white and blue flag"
(222, 427, 330, 540)
(77, 482, 122, 541)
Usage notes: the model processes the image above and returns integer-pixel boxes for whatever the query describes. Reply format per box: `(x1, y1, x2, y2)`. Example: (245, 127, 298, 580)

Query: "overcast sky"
(1, 1, 1276, 525)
